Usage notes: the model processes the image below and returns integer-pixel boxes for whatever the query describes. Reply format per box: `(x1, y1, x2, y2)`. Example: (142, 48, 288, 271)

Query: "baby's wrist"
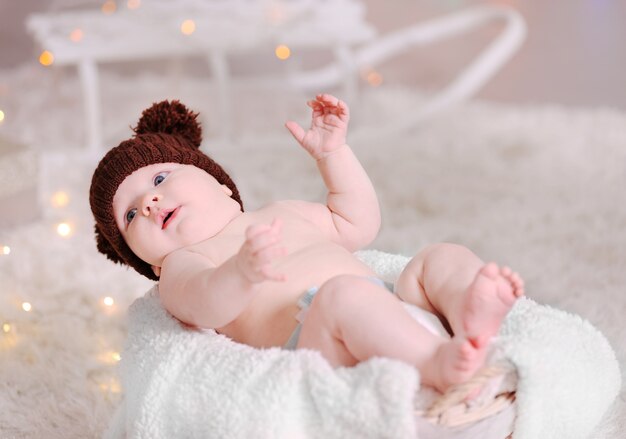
(315, 144, 350, 161)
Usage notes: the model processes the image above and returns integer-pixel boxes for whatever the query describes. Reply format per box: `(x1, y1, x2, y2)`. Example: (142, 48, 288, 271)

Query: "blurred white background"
(2, 0, 625, 110)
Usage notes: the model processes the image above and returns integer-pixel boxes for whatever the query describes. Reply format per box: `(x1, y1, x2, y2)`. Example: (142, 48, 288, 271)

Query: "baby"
(90, 95, 524, 393)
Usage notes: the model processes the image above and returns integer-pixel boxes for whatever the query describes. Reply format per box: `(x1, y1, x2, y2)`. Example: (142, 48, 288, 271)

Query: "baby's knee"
(407, 243, 473, 272)
(313, 275, 372, 314)
(422, 243, 471, 259)
(397, 243, 471, 302)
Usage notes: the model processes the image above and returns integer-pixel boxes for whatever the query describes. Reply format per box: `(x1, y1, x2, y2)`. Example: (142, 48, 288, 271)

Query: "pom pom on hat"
(134, 100, 202, 148)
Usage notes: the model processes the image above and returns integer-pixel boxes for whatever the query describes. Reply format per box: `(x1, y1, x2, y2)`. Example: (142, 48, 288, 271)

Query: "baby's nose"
(141, 194, 162, 217)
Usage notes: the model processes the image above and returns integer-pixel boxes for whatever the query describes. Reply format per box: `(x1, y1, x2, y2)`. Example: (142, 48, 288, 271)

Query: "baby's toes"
(481, 262, 500, 279)
(500, 267, 522, 288)
(456, 342, 475, 370)
(510, 273, 525, 296)
(500, 266, 512, 278)
(459, 340, 474, 357)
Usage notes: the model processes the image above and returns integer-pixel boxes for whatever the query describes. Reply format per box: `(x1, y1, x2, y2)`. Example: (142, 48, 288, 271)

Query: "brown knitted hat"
(89, 100, 242, 281)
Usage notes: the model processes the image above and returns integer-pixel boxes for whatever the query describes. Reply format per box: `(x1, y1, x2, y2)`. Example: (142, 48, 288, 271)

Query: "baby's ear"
(151, 266, 162, 277)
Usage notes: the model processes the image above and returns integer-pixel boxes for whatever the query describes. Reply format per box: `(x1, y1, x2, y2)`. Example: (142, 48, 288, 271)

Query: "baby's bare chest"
(188, 205, 329, 265)
(192, 213, 373, 283)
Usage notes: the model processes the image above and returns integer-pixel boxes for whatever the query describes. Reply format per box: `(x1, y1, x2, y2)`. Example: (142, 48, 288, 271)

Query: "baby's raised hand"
(285, 94, 350, 160)
(236, 219, 287, 283)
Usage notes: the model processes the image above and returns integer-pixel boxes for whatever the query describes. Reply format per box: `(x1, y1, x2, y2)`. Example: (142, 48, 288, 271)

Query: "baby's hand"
(285, 94, 350, 160)
(236, 219, 287, 283)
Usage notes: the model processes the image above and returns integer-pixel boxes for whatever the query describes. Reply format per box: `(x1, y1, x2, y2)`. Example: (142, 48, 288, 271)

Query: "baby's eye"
(153, 172, 169, 186)
(126, 208, 137, 224)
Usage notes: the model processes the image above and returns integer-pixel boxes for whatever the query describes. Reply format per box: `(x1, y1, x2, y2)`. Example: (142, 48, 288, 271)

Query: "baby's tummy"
(279, 242, 377, 287)
(223, 244, 377, 348)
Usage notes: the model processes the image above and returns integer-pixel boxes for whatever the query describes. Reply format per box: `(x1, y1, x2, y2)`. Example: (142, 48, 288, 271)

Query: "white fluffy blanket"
(105, 251, 620, 439)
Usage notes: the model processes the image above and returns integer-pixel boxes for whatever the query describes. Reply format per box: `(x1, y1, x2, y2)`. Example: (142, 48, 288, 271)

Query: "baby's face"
(112, 163, 241, 269)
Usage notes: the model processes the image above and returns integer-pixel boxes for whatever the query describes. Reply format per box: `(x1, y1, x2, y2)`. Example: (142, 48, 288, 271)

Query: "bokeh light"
(69, 28, 84, 42)
(101, 0, 117, 14)
(99, 350, 122, 364)
(51, 191, 70, 208)
(99, 377, 122, 393)
(56, 222, 72, 237)
(181, 20, 196, 35)
(364, 70, 383, 87)
(275, 45, 291, 60)
(39, 50, 54, 66)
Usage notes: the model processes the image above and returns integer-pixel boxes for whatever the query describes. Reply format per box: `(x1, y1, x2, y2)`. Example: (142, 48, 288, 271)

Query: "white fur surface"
(0, 69, 624, 437)
(104, 251, 619, 439)
(106, 283, 418, 439)
(498, 299, 620, 438)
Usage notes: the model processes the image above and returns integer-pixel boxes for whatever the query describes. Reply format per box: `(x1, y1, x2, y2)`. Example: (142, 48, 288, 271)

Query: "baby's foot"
(429, 338, 487, 393)
(461, 263, 524, 348)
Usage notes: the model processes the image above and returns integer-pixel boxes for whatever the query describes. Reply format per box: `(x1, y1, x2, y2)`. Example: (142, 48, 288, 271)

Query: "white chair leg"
(78, 59, 103, 155)
(207, 51, 233, 143)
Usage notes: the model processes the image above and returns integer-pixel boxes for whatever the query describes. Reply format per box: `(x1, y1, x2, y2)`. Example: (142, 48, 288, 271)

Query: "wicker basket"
(415, 361, 517, 438)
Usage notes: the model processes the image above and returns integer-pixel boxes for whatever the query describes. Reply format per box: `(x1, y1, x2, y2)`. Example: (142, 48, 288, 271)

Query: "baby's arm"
(159, 220, 285, 329)
(285, 94, 380, 251)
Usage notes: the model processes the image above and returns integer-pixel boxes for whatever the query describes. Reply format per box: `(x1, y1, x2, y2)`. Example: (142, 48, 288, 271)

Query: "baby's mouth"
(161, 207, 179, 230)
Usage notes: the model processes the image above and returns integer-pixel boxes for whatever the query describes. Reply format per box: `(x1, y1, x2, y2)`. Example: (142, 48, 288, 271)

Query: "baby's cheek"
(128, 232, 160, 263)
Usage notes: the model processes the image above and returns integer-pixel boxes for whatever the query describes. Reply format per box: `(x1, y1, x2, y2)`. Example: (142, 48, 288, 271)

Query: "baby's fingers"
(258, 245, 288, 282)
(315, 94, 349, 117)
(245, 223, 271, 241)
(260, 265, 287, 282)
(285, 120, 306, 145)
(245, 218, 283, 242)
(244, 219, 285, 260)
(246, 230, 281, 254)
(316, 93, 339, 106)
(254, 244, 287, 265)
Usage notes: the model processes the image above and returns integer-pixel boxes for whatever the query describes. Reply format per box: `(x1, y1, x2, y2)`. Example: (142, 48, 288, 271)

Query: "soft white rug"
(0, 68, 624, 438)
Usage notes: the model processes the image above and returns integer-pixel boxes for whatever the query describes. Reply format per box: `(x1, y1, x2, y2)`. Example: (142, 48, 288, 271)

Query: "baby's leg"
(395, 244, 524, 347)
(296, 275, 487, 392)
